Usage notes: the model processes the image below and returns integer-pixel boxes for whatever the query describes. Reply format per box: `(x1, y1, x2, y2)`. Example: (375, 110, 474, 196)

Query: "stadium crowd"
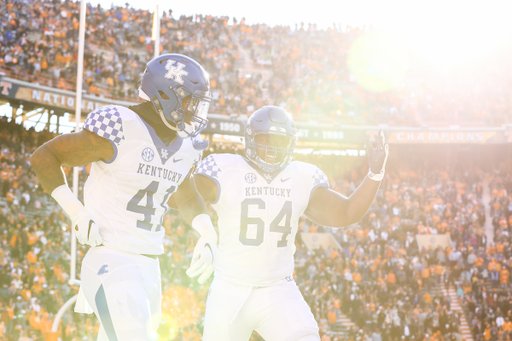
(2, 114, 512, 341)
(2, 0, 512, 126)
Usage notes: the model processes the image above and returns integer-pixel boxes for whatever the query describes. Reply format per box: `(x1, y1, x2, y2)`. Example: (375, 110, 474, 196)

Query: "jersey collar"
(241, 156, 287, 185)
(139, 117, 184, 165)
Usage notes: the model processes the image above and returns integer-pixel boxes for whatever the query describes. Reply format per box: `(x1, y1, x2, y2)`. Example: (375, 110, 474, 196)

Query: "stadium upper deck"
(1, 0, 511, 127)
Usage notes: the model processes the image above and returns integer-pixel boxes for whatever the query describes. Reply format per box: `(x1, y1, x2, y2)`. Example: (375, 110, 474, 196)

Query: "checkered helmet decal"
(312, 168, 329, 187)
(84, 106, 125, 146)
(195, 155, 222, 178)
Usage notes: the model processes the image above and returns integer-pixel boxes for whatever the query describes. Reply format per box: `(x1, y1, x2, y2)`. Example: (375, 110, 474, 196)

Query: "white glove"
(186, 236, 217, 284)
(186, 214, 218, 284)
(71, 208, 103, 247)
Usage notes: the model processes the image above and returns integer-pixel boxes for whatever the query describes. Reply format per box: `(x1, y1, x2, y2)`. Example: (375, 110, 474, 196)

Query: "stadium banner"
(2, 77, 512, 144)
(204, 118, 512, 144)
(416, 234, 452, 250)
(0, 77, 136, 116)
(203, 116, 362, 143)
(301, 233, 342, 251)
(385, 131, 500, 144)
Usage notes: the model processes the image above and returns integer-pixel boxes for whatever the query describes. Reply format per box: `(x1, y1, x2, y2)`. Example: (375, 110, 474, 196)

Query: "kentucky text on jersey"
(245, 186, 291, 197)
(137, 162, 183, 183)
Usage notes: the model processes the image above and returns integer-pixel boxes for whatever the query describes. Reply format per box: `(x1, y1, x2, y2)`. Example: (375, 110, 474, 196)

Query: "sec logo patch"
(245, 173, 257, 184)
(142, 147, 155, 162)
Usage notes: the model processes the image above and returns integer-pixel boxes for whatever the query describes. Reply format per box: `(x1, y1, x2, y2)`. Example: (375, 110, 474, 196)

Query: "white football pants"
(203, 277, 320, 341)
(80, 246, 161, 341)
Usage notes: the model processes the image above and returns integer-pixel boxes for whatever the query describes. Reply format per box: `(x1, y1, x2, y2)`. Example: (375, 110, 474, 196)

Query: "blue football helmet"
(139, 54, 213, 138)
(244, 106, 297, 173)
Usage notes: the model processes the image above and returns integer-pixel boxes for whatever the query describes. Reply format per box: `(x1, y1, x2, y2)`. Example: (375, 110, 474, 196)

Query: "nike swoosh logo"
(191, 81, 199, 84)
(281, 177, 291, 182)
(87, 220, 94, 240)
(173, 158, 183, 163)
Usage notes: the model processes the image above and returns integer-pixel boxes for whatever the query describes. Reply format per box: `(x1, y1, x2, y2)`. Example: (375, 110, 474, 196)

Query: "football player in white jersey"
(192, 106, 389, 341)
(30, 54, 218, 340)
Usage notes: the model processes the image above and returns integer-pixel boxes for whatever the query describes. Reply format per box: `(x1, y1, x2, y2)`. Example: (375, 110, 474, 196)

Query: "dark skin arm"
(307, 131, 387, 227)
(32, 128, 208, 225)
(304, 177, 380, 227)
(30, 129, 114, 194)
(194, 172, 380, 228)
(167, 175, 210, 224)
(193, 174, 218, 204)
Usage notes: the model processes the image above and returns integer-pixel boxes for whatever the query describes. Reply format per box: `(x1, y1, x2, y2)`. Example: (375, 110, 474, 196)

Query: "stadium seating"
(1, 1, 510, 125)
(2, 116, 512, 340)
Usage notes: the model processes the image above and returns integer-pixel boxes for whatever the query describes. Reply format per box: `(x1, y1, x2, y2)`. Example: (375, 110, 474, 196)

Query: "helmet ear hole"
(158, 91, 170, 100)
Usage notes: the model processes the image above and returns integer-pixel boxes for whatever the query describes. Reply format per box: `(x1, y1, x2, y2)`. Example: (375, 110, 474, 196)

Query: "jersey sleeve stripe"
(103, 139, 118, 164)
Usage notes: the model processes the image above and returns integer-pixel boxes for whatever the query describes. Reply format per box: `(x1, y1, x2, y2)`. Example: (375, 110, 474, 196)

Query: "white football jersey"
(195, 154, 329, 286)
(83, 105, 203, 255)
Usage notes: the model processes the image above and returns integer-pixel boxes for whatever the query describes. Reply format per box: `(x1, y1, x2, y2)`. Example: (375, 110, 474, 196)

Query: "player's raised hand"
(186, 237, 217, 284)
(72, 208, 103, 247)
(365, 130, 389, 181)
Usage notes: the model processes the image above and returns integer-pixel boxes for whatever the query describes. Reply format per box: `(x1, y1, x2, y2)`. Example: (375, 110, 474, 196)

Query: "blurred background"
(1, 0, 512, 340)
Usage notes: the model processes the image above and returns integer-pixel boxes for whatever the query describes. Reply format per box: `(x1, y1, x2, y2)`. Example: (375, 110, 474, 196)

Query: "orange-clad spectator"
(334, 298, 341, 312)
(484, 325, 491, 341)
(387, 272, 396, 284)
(27, 250, 37, 263)
(503, 318, 512, 333)
(488, 259, 497, 271)
(501, 268, 510, 285)
(497, 242, 505, 254)
(421, 267, 430, 279)
(424, 292, 431, 304)
(487, 244, 496, 255)
(327, 310, 337, 325)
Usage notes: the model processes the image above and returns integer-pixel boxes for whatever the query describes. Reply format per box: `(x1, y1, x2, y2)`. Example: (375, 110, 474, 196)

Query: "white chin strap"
(156, 104, 197, 138)
(178, 123, 196, 138)
(157, 107, 180, 132)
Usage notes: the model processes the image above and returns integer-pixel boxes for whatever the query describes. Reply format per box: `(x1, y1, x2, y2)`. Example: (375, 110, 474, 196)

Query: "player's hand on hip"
(186, 237, 217, 284)
(366, 130, 389, 181)
(71, 208, 103, 247)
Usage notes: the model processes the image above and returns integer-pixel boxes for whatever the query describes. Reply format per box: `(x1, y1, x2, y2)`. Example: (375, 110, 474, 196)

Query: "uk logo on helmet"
(164, 60, 188, 85)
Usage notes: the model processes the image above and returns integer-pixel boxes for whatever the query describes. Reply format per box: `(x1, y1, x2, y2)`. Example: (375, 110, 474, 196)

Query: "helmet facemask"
(245, 130, 296, 173)
(152, 87, 212, 138)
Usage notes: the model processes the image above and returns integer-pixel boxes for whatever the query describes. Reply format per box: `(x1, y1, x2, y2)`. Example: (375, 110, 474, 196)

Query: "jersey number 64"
(240, 199, 292, 247)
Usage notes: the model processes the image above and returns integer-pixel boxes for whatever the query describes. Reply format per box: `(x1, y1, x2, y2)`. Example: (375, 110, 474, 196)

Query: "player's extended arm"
(305, 130, 389, 228)
(30, 129, 114, 246)
(305, 179, 380, 227)
(169, 174, 218, 284)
